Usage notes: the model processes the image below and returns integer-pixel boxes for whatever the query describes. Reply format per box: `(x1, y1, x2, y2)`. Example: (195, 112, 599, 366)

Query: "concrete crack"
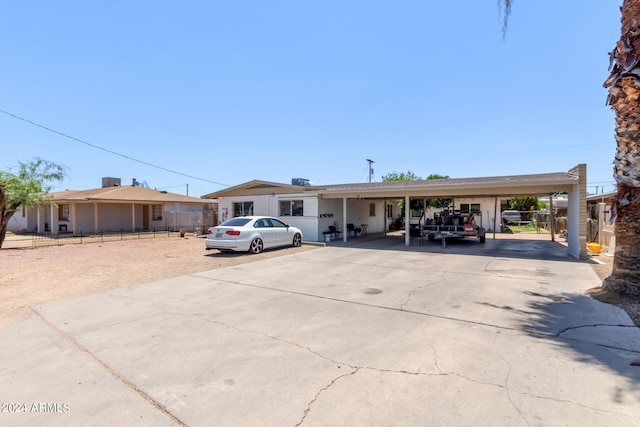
(295, 367, 360, 426)
(400, 273, 446, 310)
(193, 315, 348, 366)
(557, 323, 638, 337)
(492, 333, 531, 426)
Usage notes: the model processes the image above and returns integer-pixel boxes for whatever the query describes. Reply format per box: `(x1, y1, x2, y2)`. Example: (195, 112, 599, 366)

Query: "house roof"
(52, 185, 206, 204)
(586, 191, 616, 204)
(204, 170, 583, 200)
(202, 180, 308, 199)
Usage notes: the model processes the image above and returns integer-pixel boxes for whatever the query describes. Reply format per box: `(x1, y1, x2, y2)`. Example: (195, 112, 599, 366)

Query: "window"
(387, 204, 393, 218)
(152, 204, 163, 220)
(279, 200, 304, 216)
(369, 203, 376, 217)
(58, 204, 70, 221)
(270, 218, 288, 228)
(460, 203, 481, 214)
(233, 201, 254, 217)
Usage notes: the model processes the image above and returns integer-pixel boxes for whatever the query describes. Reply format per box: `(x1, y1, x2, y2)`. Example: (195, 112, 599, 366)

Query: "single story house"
(202, 164, 587, 259)
(9, 177, 214, 235)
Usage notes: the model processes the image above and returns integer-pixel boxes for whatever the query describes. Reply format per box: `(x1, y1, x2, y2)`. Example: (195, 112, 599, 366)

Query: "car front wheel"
(292, 233, 302, 247)
(249, 238, 264, 254)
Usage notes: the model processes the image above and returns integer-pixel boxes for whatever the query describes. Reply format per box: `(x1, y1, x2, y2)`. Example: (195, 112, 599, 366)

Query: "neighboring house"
(539, 194, 569, 218)
(14, 177, 214, 235)
(586, 191, 617, 254)
(202, 164, 588, 259)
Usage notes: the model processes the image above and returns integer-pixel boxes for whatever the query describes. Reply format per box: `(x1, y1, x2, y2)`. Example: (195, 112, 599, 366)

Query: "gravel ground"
(1, 235, 638, 327)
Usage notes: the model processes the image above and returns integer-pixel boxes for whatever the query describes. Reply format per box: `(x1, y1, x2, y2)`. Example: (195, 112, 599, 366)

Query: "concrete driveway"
(1, 236, 639, 426)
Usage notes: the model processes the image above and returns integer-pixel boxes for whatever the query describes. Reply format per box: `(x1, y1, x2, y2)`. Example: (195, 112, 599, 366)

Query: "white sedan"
(205, 216, 303, 254)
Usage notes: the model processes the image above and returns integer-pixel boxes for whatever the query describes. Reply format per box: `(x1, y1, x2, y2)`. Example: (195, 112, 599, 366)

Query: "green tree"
(0, 158, 66, 248)
(507, 196, 540, 212)
(382, 171, 451, 211)
(425, 174, 451, 208)
(426, 173, 449, 180)
(381, 170, 421, 181)
(503, 1, 640, 296)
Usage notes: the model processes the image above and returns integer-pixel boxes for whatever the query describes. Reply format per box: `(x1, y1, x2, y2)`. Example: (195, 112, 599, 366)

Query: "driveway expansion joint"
(29, 307, 188, 426)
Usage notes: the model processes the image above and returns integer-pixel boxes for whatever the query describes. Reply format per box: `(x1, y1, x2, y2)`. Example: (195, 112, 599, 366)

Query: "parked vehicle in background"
(501, 210, 522, 225)
(206, 216, 303, 254)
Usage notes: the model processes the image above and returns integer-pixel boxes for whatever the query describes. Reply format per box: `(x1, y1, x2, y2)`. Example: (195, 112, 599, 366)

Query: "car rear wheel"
(249, 238, 264, 254)
(292, 233, 302, 247)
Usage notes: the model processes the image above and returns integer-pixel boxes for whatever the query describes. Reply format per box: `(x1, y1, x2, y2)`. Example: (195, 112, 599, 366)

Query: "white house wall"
(74, 203, 96, 233)
(217, 194, 322, 242)
(346, 199, 386, 233)
(98, 203, 132, 231)
(274, 195, 319, 242)
(6, 207, 28, 232)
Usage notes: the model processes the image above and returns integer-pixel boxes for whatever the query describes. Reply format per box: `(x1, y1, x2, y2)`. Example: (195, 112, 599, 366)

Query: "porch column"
(36, 208, 43, 233)
(343, 197, 347, 242)
(93, 202, 99, 233)
(405, 195, 410, 246)
(50, 204, 58, 234)
(70, 203, 77, 234)
(131, 203, 136, 231)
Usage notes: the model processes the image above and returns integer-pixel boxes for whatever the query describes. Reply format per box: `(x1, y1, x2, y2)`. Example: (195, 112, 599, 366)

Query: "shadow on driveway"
(510, 291, 640, 402)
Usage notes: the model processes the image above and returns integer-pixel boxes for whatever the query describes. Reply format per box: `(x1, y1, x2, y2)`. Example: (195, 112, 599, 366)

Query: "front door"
(142, 205, 149, 231)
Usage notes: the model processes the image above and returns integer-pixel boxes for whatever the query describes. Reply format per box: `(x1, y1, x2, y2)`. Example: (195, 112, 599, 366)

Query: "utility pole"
(366, 159, 374, 183)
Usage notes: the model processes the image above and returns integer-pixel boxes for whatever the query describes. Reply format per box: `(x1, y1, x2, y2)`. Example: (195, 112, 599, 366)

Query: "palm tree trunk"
(603, 0, 640, 296)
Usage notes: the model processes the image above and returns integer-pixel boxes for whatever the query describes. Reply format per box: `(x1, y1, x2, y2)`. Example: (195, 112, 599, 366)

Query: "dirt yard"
(1, 235, 637, 327)
(0, 235, 317, 327)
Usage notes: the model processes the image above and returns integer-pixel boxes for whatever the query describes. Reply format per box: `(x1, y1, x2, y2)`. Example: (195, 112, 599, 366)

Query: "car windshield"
(221, 218, 252, 227)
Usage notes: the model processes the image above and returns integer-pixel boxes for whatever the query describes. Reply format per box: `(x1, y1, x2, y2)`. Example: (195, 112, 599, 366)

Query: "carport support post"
(549, 195, 555, 242)
(343, 197, 348, 242)
(405, 195, 410, 246)
(493, 197, 498, 239)
(384, 200, 388, 236)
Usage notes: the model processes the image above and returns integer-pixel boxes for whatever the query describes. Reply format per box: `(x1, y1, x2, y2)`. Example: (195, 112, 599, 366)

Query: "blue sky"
(1, 1, 622, 198)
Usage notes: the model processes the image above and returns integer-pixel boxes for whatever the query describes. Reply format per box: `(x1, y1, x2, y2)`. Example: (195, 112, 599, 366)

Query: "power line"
(0, 108, 229, 187)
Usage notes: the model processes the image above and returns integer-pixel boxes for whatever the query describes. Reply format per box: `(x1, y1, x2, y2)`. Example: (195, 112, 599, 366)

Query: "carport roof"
(202, 169, 582, 199)
(313, 171, 580, 198)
